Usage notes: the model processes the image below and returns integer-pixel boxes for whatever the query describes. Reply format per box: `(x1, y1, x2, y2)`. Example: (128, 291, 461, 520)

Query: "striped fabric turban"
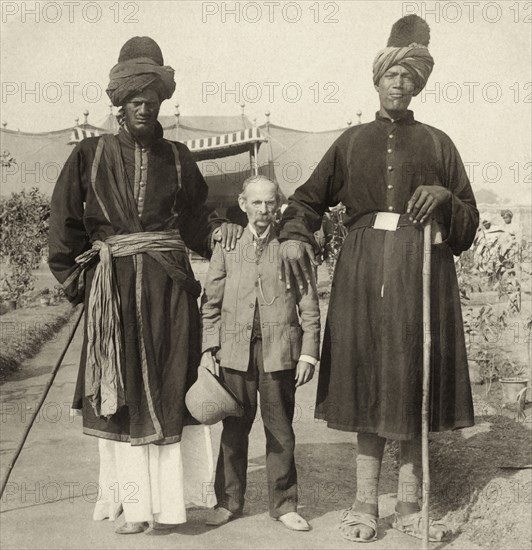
(106, 36, 176, 106)
(372, 15, 434, 96)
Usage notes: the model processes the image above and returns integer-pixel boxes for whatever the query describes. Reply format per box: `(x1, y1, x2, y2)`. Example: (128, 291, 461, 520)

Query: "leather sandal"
(390, 511, 448, 542)
(339, 508, 378, 542)
(115, 521, 149, 535)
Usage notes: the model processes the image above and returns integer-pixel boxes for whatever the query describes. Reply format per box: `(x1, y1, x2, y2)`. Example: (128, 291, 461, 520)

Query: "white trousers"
(93, 425, 216, 524)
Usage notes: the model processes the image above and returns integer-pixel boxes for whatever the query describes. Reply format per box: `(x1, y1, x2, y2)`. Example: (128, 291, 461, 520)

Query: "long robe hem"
(83, 427, 184, 445)
(315, 415, 475, 440)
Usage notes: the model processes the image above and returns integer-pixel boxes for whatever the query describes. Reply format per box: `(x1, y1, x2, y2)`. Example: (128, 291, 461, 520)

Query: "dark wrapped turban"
(372, 15, 434, 96)
(106, 36, 176, 107)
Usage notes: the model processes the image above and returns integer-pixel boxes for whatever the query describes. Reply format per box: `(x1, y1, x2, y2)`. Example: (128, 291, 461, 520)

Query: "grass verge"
(382, 411, 531, 549)
(0, 302, 73, 382)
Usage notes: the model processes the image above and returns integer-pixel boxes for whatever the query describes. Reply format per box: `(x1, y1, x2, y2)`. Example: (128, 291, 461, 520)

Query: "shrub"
(0, 188, 50, 302)
(459, 222, 531, 391)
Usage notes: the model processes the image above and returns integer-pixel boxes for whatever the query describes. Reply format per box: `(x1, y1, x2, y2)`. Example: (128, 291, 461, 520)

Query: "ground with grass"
(429, 412, 531, 550)
(0, 302, 73, 382)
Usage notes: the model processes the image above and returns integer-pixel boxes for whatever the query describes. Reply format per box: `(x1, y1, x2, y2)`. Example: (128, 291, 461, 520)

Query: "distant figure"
(480, 218, 501, 239)
(500, 209, 514, 225)
(500, 209, 517, 236)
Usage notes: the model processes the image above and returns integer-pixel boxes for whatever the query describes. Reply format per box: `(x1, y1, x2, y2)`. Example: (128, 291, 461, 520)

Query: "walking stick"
(421, 221, 432, 550)
(0, 303, 85, 500)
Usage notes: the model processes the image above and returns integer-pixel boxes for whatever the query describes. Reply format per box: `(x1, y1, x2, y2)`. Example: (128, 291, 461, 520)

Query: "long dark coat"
(48, 124, 224, 445)
(279, 111, 479, 440)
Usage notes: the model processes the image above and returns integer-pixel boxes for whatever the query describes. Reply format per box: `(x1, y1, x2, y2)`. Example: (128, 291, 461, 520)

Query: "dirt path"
(0, 271, 484, 549)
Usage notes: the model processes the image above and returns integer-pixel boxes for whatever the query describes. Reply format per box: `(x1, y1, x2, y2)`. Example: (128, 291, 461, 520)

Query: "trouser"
(214, 339, 298, 517)
(93, 426, 216, 524)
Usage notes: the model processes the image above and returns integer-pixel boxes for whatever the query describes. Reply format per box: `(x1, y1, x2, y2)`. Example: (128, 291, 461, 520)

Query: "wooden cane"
(421, 221, 432, 550)
(0, 303, 85, 500)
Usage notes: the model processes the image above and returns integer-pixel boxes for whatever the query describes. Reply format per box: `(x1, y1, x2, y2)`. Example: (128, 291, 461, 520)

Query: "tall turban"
(372, 15, 434, 96)
(373, 45, 434, 96)
(106, 36, 176, 107)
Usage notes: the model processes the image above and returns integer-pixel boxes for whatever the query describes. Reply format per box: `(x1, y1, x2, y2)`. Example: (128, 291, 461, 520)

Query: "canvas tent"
(0, 113, 258, 197)
(0, 111, 349, 216)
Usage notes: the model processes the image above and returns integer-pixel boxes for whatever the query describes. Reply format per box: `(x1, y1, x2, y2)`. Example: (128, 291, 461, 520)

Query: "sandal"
(339, 508, 378, 543)
(390, 511, 448, 542)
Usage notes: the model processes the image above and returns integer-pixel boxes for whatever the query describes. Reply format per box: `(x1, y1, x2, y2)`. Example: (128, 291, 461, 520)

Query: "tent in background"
(0, 109, 350, 215)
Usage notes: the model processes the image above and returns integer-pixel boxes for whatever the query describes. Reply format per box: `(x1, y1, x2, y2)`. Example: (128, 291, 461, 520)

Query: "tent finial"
(174, 105, 180, 140)
(240, 103, 246, 128)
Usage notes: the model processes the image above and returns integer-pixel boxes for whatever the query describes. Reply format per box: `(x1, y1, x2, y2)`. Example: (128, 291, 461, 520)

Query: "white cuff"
(298, 354, 318, 367)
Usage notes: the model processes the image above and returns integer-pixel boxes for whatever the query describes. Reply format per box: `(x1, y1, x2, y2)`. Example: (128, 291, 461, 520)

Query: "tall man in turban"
(48, 36, 242, 534)
(278, 15, 478, 542)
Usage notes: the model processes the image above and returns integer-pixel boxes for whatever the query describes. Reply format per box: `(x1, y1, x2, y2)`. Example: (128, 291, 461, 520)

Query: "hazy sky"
(1, 0, 531, 200)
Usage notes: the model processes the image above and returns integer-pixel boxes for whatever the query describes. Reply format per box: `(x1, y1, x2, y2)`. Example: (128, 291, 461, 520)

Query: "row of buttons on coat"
(137, 147, 148, 217)
(386, 132, 395, 212)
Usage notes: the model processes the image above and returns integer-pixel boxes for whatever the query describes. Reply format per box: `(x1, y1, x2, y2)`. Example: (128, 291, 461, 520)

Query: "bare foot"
(339, 509, 377, 542)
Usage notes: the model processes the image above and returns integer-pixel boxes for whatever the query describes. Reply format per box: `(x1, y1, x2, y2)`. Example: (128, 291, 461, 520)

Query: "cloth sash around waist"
(74, 229, 192, 419)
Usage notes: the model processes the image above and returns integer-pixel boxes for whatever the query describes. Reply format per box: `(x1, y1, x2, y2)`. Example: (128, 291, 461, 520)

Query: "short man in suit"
(201, 175, 320, 531)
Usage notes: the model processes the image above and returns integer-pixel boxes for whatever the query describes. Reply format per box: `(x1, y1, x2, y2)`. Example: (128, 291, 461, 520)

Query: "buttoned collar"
(117, 120, 164, 150)
(375, 110, 416, 125)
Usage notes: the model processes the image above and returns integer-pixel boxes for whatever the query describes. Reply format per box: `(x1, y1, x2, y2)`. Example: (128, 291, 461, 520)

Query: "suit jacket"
(201, 226, 320, 372)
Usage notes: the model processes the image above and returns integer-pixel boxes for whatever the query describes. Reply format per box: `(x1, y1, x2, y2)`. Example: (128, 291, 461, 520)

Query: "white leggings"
(93, 425, 217, 524)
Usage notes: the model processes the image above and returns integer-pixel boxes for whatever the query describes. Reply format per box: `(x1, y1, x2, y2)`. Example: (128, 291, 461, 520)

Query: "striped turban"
(373, 15, 434, 96)
(106, 36, 176, 107)
(372, 45, 434, 96)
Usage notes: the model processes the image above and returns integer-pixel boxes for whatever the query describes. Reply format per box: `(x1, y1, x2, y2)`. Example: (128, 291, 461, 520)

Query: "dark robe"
(48, 123, 225, 445)
(279, 110, 478, 440)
